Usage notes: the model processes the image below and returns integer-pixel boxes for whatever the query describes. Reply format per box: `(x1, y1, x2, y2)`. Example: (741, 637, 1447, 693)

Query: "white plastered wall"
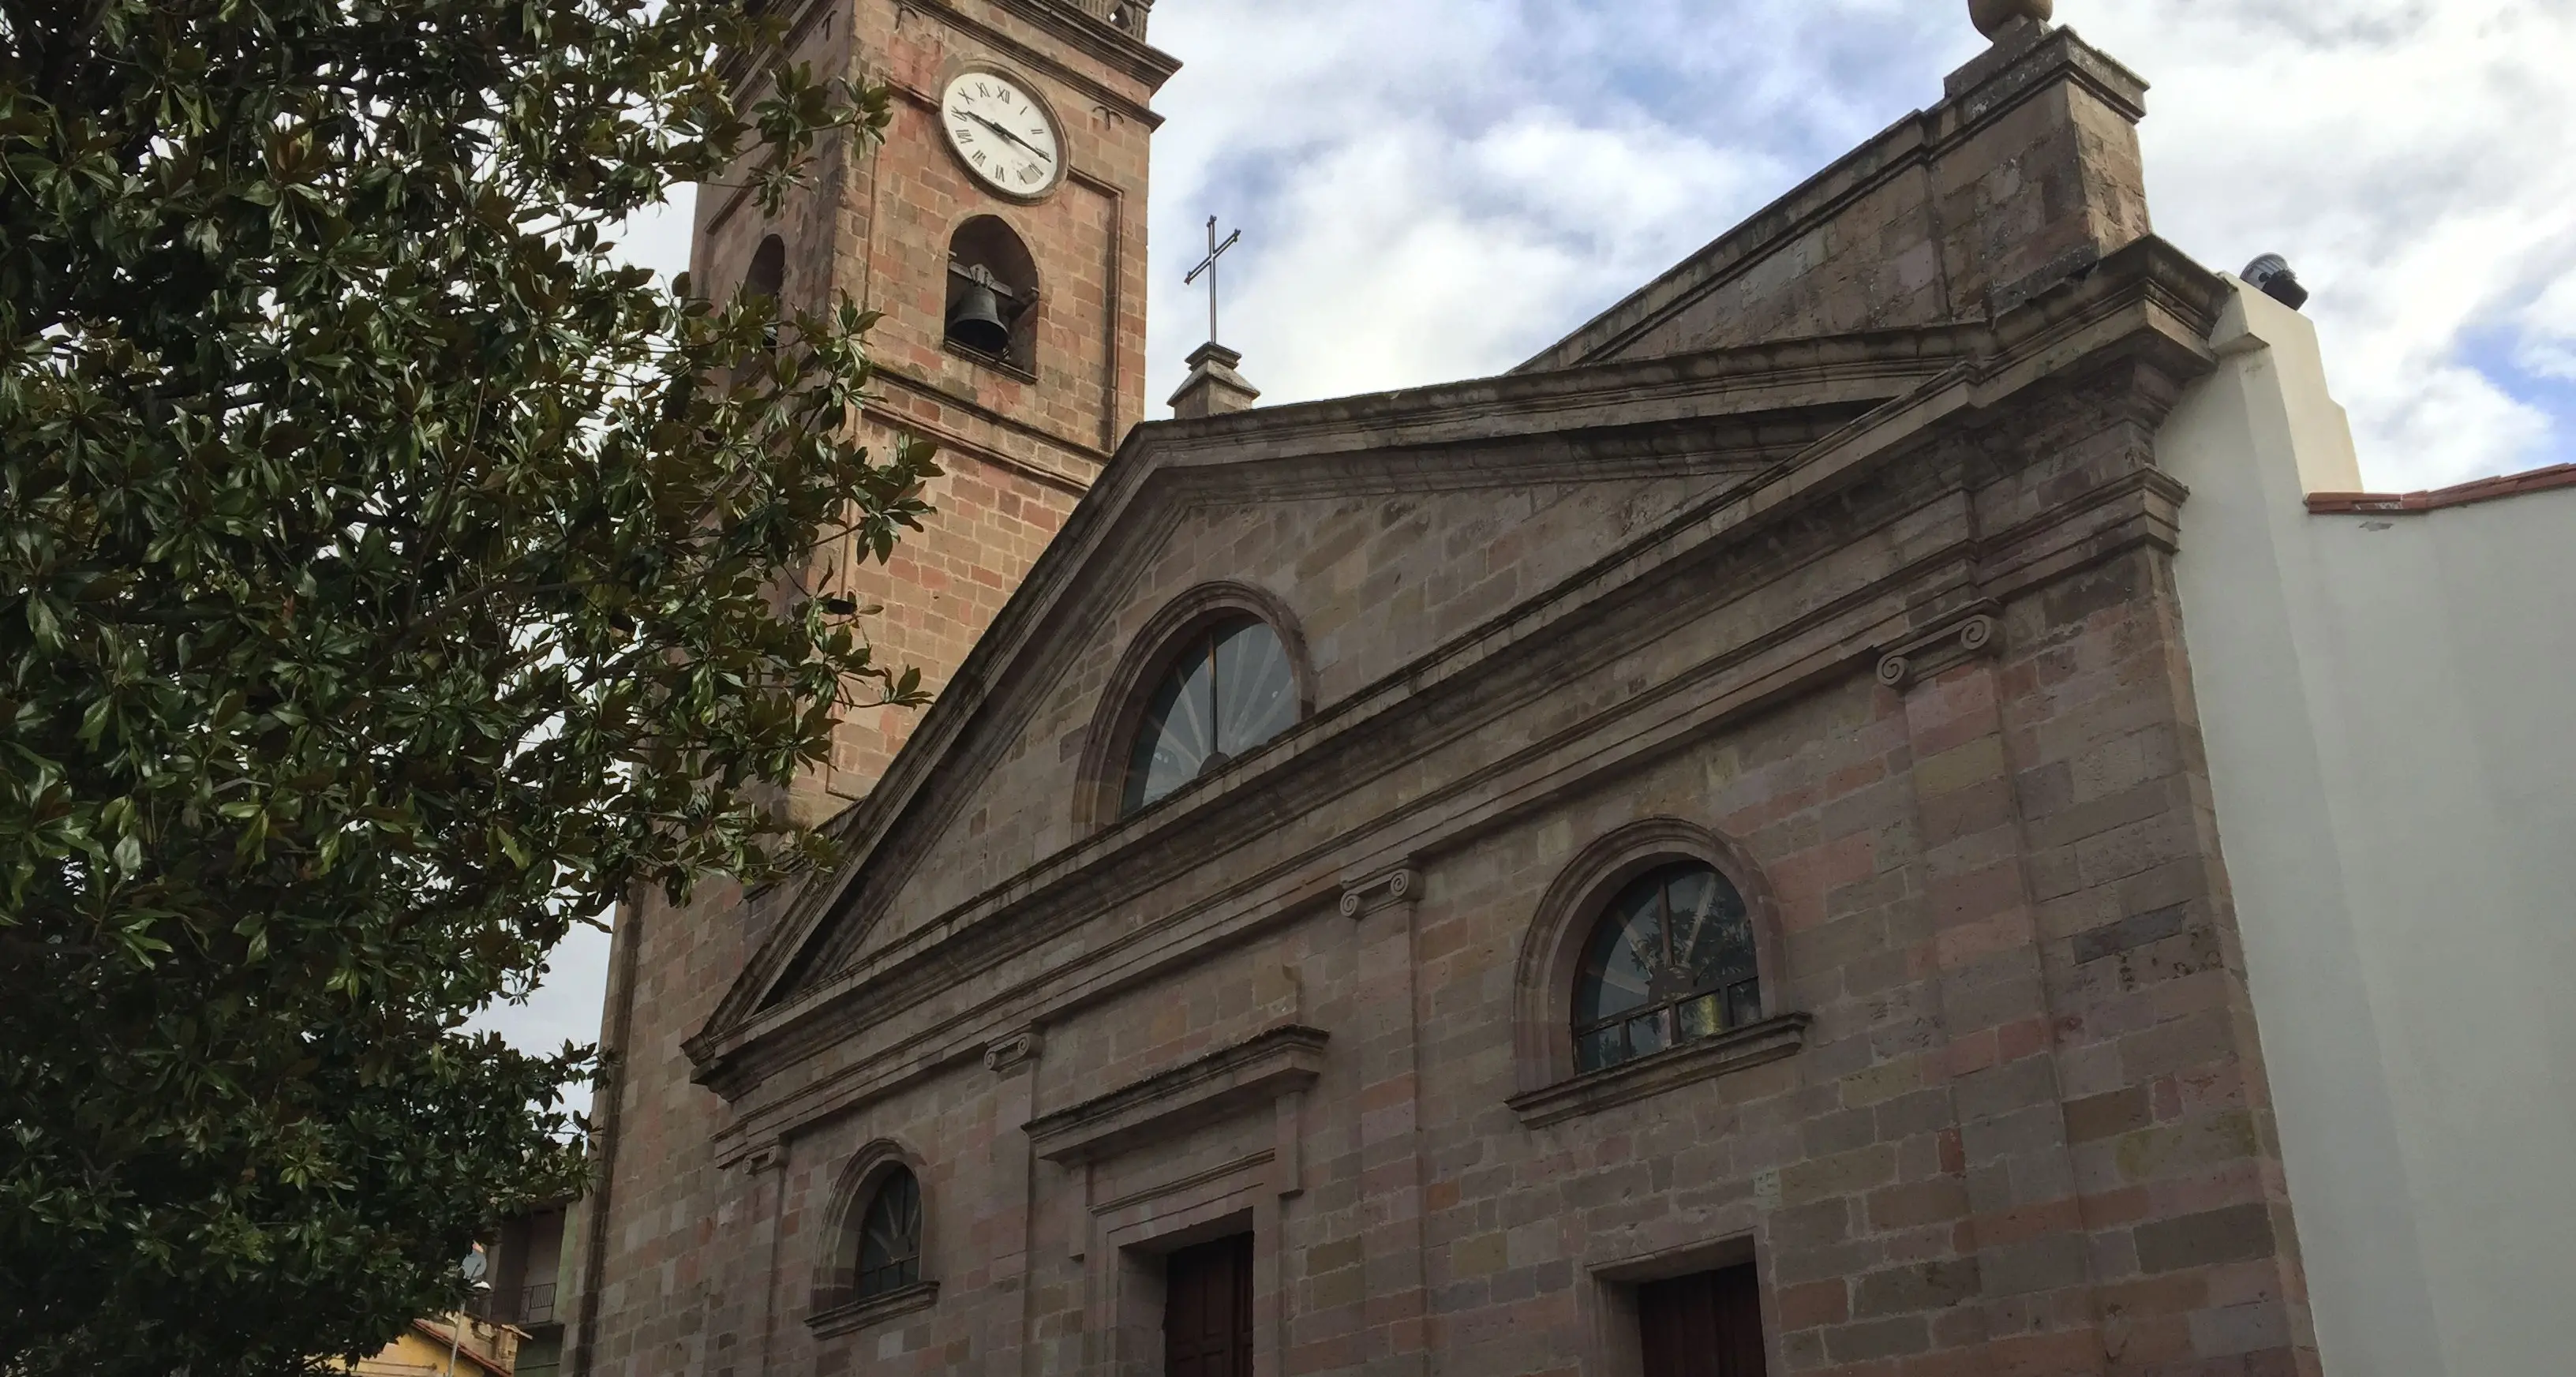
(2158, 279, 2576, 1377)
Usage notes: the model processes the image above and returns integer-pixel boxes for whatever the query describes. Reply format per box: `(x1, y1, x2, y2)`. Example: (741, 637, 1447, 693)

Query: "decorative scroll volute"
(1875, 603, 2004, 692)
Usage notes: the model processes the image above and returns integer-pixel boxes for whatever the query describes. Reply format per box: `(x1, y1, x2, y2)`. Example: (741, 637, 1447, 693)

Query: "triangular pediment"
(689, 326, 1994, 1068)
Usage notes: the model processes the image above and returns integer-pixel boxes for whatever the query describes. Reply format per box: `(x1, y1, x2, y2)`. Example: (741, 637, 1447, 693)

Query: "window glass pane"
(1575, 1025, 1623, 1073)
(1121, 617, 1303, 818)
(1123, 638, 1218, 814)
(1575, 897, 1660, 1026)
(1725, 980, 1763, 1031)
(1677, 993, 1723, 1043)
(1212, 619, 1297, 758)
(1626, 1012, 1668, 1059)
(1666, 866, 1756, 994)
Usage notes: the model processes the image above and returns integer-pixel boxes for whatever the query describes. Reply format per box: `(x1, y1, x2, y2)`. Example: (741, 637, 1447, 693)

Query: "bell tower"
(690, 0, 1179, 818)
(560, 9, 1176, 1376)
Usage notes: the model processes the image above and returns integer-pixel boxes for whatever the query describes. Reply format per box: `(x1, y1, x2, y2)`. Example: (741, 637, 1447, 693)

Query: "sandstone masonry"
(567, 13, 2325, 1377)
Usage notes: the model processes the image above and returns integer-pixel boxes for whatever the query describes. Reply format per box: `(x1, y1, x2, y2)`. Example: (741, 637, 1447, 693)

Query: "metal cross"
(1184, 215, 1243, 346)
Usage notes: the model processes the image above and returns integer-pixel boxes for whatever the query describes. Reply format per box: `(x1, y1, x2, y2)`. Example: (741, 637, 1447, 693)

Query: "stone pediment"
(688, 330, 1986, 1079)
(683, 234, 2230, 1120)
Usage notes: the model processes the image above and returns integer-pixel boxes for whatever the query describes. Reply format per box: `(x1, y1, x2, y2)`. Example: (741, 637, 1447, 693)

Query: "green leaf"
(0, 4, 934, 1371)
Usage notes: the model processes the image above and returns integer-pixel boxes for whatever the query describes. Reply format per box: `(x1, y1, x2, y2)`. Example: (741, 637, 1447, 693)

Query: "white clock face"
(942, 71, 1062, 198)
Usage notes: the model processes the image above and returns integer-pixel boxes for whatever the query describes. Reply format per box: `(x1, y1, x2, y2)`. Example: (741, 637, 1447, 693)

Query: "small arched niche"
(1073, 582, 1316, 836)
(944, 215, 1040, 374)
(1510, 818, 1793, 1102)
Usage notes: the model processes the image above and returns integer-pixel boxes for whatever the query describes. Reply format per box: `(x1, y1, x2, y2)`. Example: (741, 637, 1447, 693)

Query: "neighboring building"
(2159, 290, 2576, 1377)
(344, 1209, 567, 1377)
(346, 1311, 521, 1377)
(483, 1204, 574, 1377)
(560, 6, 2568, 1377)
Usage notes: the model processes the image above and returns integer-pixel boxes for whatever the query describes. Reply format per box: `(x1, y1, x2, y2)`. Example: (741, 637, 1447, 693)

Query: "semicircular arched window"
(1121, 616, 1297, 817)
(854, 1166, 923, 1300)
(1573, 861, 1761, 1073)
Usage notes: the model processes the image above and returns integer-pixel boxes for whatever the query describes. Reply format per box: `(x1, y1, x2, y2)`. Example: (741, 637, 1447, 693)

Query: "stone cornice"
(1022, 1024, 1328, 1166)
(906, 0, 1180, 118)
(687, 238, 2230, 1112)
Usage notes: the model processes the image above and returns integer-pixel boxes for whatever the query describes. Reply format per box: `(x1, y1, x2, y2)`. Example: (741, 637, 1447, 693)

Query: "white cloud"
(2065, 0, 2576, 486)
(604, 191, 697, 284)
(1145, 0, 1946, 407)
(2519, 272, 2576, 384)
(467, 917, 614, 1057)
(1146, 0, 2576, 490)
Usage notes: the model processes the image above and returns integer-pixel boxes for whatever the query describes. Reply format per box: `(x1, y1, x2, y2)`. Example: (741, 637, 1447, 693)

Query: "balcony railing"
(472, 1282, 559, 1329)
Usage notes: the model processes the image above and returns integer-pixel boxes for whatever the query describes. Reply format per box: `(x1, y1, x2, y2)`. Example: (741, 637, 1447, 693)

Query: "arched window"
(1121, 616, 1297, 816)
(853, 1166, 923, 1300)
(1573, 861, 1761, 1073)
(945, 216, 1040, 372)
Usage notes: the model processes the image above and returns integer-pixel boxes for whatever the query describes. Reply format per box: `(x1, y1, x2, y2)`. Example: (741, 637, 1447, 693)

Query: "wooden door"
(1165, 1234, 1255, 1377)
(1638, 1264, 1767, 1377)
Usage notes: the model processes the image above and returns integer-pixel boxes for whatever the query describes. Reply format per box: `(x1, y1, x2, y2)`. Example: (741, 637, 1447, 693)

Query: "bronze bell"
(946, 277, 1013, 357)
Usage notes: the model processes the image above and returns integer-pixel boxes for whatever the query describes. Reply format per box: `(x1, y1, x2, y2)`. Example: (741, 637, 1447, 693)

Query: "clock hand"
(968, 111, 1051, 165)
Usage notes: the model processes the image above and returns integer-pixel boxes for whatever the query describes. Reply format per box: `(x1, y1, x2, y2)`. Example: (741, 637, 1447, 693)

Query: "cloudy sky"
(470, 0, 2575, 1055)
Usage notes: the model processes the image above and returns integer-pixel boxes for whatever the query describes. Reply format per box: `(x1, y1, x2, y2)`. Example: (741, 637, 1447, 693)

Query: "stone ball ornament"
(1970, 0, 2054, 37)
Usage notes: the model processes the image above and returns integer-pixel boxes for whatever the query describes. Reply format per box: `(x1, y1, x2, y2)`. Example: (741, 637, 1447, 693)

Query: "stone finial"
(1167, 342, 1260, 420)
(1969, 0, 2052, 38)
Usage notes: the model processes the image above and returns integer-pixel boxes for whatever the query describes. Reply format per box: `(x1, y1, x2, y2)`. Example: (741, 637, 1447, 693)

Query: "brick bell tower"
(703, 0, 1179, 820)
(560, 6, 1177, 1374)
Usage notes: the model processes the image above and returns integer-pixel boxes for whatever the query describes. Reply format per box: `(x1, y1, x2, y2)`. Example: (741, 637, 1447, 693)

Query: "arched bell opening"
(744, 234, 788, 353)
(945, 215, 1040, 373)
(746, 234, 787, 303)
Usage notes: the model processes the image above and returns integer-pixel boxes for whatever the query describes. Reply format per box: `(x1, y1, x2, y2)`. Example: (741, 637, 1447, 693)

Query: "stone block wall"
(667, 276, 2320, 1372)
(715, 574, 2308, 1376)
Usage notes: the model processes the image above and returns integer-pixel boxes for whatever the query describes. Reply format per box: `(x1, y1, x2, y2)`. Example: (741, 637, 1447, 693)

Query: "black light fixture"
(2242, 254, 2310, 312)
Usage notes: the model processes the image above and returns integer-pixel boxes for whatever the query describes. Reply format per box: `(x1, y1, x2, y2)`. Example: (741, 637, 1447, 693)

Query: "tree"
(0, 0, 936, 1371)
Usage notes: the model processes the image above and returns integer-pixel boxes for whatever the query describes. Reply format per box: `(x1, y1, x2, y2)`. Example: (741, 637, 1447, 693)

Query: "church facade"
(563, 6, 2330, 1377)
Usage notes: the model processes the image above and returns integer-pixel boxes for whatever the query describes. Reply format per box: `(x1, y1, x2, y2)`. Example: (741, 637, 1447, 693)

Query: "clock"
(941, 70, 1065, 200)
